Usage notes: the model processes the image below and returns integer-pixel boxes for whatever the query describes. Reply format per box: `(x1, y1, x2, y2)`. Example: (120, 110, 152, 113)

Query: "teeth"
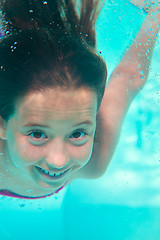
(55, 172, 65, 176)
(41, 168, 65, 177)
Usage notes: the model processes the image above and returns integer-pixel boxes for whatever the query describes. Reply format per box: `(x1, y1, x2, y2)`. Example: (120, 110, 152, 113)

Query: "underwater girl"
(0, 0, 159, 199)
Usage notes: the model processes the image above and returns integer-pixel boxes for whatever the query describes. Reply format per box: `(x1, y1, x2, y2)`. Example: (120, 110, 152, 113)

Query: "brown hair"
(0, 0, 107, 121)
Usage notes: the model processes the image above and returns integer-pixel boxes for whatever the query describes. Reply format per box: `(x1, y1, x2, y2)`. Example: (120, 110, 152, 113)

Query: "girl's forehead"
(14, 87, 97, 121)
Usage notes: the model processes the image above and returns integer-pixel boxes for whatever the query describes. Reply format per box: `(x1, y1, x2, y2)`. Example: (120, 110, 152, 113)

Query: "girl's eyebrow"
(23, 124, 50, 128)
(23, 120, 93, 128)
(73, 120, 93, 127)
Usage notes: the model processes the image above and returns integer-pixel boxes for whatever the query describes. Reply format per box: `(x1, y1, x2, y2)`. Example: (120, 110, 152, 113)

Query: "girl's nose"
(45, 137, 70, 169)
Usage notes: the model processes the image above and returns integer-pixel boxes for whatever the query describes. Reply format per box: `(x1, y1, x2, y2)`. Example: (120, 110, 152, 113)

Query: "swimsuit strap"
(0, 181, 68, 199)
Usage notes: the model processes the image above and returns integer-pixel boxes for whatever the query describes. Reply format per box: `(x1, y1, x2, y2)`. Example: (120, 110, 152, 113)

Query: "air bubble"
(0, 66, 5, 71)
(43, 1, 47, 4)
(29, 10, 33, 13)
(19, 204, 25, 207)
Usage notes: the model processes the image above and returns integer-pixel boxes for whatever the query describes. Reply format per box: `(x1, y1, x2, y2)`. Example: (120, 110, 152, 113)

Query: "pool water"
(0, 1, 160, 239)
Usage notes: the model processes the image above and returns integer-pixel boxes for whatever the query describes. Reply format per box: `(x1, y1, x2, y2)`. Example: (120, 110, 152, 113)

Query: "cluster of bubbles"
(10, 41, 18, 52)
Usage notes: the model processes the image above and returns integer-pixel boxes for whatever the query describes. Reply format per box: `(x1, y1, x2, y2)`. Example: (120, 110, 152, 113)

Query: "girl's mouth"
(35, 166, 70, 180)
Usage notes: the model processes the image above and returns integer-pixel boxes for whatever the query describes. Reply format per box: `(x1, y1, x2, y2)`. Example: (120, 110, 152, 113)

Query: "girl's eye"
(27, 130, 87, 141)
(27, 130, 47, 140)
(70, 130, 87, 140)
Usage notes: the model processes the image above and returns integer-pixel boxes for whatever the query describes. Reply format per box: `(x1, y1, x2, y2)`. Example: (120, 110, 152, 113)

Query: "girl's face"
(1, 87, 97, 192)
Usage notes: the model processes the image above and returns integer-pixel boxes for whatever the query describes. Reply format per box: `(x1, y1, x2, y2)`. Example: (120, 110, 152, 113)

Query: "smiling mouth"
(35, 166, 70, 180)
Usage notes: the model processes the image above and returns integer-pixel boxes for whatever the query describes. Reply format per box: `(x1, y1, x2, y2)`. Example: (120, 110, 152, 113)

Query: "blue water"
(0, 1, 160, 239)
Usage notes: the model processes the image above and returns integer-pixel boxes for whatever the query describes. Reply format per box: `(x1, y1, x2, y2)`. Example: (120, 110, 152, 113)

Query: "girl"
(0, 0, 159, 199)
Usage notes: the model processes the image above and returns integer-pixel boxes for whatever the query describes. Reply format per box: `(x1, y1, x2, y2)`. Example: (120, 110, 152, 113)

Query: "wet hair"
(0, 0, 107, 121)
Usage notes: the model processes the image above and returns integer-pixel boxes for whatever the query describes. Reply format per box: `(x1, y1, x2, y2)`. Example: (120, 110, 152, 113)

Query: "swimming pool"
(0, 1, 160, 239)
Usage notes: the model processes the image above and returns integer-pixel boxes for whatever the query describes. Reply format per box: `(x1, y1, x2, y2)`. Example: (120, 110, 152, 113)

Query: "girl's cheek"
(15, 137, 41, 162)
(68, 141, 93, 161)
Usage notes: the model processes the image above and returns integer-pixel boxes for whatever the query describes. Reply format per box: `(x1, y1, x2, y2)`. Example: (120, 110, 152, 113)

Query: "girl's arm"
(72, 3, 160, 179)
(111, 4, 160, 97)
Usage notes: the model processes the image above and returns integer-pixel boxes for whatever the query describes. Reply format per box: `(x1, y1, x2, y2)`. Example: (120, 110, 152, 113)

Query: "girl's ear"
(0, 116, 7, 140)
